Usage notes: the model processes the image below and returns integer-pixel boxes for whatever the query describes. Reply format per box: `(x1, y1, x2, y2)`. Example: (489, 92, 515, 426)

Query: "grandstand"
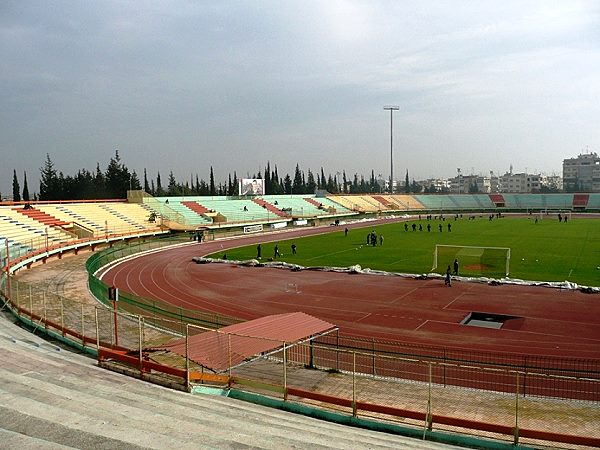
(261, 195, 331, 217)
(389, 194, 425, 210)
(3, 191, 600, 259)
(187, 197, 274, 223)
(2, 192, 600, 449)
(544, 194, 574, 210)
(0, 207, 76, 260)
(572, 193, 589, 210)
(411, 194, 446, 210)
(0, 202, 165, 265)
(327, 195, 381, 213)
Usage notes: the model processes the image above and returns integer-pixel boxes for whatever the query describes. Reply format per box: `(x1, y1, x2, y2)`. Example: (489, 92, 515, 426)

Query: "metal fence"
(2, 241, 600, 449)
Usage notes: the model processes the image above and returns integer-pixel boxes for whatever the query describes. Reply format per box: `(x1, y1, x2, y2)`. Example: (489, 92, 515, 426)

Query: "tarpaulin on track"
(151, 312, 337, 372)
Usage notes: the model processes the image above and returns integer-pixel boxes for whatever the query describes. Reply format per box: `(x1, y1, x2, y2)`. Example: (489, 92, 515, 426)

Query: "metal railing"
(1, 239, 599, 449)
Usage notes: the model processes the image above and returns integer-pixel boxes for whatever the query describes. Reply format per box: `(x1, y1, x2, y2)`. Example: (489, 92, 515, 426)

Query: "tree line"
(6, 151, 431, 202)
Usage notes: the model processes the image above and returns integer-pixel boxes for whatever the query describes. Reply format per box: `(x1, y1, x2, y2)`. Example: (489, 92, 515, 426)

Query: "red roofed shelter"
(153, 312, 338, 373)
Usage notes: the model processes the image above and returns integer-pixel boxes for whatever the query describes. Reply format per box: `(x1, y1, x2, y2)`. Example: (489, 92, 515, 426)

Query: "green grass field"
(210, 217, 600, 286)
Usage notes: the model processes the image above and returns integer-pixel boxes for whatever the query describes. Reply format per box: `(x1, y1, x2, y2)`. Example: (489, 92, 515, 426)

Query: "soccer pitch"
(212, 217, 600, 286)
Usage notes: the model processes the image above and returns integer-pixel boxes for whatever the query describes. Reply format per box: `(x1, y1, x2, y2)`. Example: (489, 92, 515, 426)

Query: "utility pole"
(383, 106, 399, 193)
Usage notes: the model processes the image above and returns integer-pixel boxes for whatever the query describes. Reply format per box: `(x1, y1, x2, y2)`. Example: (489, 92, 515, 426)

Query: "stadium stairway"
(0, 311, 460, 450)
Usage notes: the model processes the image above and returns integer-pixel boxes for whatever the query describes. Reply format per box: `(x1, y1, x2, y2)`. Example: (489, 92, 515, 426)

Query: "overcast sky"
(1, 1, 599, 196)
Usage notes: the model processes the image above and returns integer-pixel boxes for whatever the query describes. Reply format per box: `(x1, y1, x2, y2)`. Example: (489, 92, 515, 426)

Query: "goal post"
(432, 244, 510, 277)
(540, 209, 572, 220)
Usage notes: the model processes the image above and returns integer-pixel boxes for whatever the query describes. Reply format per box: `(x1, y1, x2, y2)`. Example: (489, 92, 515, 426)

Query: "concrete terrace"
(0, 307, 462, 450)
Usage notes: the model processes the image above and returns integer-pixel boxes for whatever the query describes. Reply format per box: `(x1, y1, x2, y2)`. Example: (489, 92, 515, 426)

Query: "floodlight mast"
(383, 106, 399, 193)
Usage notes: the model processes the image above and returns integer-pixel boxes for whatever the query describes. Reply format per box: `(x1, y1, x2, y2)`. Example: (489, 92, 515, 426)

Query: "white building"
(540, 175, 563, 192)
(499, 172, 541, 193)
(563, 152, 600, 192)
(421, 178, 450, 192)
(450, 174, 491, 194)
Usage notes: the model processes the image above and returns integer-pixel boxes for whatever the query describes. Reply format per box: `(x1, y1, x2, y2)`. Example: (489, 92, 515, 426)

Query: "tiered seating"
(181, 200, 210, 215)
(105, 202, 161, 228)
(501, 194, 523, 209)
(38, 203, 161, 235)
(261, 195, 324, 217)
(152, 198, 213, 227)
(0, 207, 74, 253)
(368, 195, 393, 210)
(194, 198, 272, 223)
(587, 193, 600, 209)
(441, 195, 462, 208)
(473, 194, 495, 208)
(392, 195, 425, 210)
(307, 196, 351, 214)
(489, 194, 505, 207)
(326, 195, 356, 211)
(411, 195, 445, 210)
(252, 198, 287, 217)
(444, 195, 494, 209)
(543, 194, 574, 210)
(370, 195, 398, 209)
(14, 207, 70, 227)
(38, 204, 106, 233)
(98, 203, 157, 231)
(573, 194, 589, 208)
(0, 224, 32, 261)
(327, 195, 379, 212)
(513, 194, 544, 210)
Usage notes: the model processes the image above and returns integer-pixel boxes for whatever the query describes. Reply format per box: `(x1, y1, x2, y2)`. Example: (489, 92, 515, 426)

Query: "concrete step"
(0, 311, 459, 449)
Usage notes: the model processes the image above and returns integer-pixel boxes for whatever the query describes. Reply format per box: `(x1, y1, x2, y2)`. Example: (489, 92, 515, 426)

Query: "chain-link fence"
(2, 240, 600, 449)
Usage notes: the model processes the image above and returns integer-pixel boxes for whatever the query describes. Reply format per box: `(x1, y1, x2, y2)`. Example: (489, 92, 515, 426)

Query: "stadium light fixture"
(383, 106, 399, 193)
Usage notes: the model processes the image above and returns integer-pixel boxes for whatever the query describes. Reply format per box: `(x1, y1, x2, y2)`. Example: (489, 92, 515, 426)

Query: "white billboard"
(239, 178, 264, 196)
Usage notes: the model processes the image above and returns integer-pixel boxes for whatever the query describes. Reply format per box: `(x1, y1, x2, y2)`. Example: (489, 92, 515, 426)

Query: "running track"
(101, 220, 600, 360)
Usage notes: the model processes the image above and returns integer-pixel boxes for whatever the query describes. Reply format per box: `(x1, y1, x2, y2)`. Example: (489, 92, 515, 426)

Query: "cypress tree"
(12, 169, 21, 202)
(209, 167, 216, 196)
(22, 171, 30, 202)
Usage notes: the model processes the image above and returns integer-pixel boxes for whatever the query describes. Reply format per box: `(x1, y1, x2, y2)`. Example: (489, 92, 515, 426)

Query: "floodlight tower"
(383, 106, 399, 193)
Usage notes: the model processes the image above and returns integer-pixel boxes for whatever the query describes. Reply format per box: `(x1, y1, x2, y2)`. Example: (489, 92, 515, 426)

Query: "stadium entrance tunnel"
(461, 312, 522, 330)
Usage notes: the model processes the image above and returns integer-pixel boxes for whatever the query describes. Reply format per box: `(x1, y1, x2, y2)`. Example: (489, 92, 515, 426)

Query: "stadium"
(2, 191, 600, 449)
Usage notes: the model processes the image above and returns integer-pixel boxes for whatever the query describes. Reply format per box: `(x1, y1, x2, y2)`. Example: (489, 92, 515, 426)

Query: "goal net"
(432, 245, 510, 277)
(538, 209, 572, 220)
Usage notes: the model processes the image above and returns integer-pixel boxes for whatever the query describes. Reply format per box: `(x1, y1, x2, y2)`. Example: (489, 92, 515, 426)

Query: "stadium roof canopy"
(152, 312, 338, 372)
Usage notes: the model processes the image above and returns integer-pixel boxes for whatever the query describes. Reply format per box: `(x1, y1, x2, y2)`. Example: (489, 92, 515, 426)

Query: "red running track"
(101, 223, 600, 361)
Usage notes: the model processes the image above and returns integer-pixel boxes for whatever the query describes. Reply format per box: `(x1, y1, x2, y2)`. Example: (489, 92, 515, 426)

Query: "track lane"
(100, 223, 600, 359)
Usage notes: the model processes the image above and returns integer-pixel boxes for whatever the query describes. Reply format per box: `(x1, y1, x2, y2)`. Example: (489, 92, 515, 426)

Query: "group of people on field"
(255, 242, 297, 260)
(367, 230, 383, 247)
(246, 220, 465, 288)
